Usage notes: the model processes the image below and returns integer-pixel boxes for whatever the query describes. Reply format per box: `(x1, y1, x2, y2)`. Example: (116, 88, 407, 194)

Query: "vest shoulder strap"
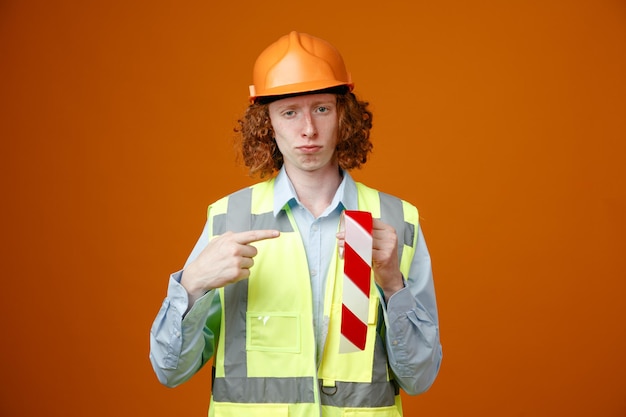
(211, 179, 294, 235)
(355, 182, 418, 256)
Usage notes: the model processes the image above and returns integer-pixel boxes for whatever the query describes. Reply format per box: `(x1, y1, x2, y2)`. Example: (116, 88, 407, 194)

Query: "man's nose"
(302, 114, 318, 138)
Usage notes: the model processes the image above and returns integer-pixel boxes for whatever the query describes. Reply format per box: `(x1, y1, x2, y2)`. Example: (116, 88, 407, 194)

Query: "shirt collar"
(273, 167, 359, 216)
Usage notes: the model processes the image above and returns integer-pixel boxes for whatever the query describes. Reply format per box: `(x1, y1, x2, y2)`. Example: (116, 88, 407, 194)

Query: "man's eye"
(317, 106, 329, 113)
(283, 110, 296, 116)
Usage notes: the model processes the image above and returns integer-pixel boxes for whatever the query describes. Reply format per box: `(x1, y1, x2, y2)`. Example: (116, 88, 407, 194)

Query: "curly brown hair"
(235, 90, 373, 178)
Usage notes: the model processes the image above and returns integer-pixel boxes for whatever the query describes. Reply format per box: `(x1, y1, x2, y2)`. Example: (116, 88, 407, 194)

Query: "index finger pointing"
(234, 229, 280, 245)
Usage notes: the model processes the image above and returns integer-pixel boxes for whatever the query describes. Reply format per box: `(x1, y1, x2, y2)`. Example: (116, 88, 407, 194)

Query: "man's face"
(268, 93, 339, 176)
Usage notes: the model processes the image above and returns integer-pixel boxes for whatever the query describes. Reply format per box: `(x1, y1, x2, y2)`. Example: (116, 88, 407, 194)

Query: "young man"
(150, 31, 442, 416)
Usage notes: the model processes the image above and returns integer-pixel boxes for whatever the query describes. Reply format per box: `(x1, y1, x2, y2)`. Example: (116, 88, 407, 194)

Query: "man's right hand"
(181, 229, 280, 308)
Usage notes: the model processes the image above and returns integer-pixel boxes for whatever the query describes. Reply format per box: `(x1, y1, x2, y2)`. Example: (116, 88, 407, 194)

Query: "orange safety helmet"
(249, 31, 354, 102)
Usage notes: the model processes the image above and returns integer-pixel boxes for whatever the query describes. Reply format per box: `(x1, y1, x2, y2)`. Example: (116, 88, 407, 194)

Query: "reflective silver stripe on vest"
(379, 192, 414, 265)
(213, 377, 315, 403)
(222, 279, 249, 378)
(213, 187, 294, 235)
(320, 381, 396, 407)
(219, 188, 254, 382)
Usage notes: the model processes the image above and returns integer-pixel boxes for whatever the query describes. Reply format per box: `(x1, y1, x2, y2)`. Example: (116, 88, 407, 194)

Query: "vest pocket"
(246, 312, 301, 353)
(213, 402, 288, 417)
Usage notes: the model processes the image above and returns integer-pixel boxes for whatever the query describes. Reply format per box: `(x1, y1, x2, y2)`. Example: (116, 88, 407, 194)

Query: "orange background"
(1, 1, 625, 416)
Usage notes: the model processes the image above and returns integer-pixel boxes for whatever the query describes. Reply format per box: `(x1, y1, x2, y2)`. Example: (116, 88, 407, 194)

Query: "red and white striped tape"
(339, 210, 373, 353)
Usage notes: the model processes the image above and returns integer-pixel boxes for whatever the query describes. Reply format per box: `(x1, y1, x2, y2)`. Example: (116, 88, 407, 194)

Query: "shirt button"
(312, 224, 319, 232)
(392, 340, 398, 346)
(310, 269, 317, 276)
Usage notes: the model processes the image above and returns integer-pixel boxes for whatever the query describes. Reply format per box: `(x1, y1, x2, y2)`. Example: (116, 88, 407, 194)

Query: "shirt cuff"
(385, 284, 417, 321)
(166, 271, 189, 316)
(168, 270, 216, 323)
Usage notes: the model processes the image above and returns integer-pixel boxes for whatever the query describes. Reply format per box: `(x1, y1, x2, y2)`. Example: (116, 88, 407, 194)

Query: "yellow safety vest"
(207, 178, 419, 417)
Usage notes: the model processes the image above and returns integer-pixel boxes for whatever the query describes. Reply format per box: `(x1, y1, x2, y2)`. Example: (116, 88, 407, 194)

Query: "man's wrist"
(382, 273, 405, 302)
